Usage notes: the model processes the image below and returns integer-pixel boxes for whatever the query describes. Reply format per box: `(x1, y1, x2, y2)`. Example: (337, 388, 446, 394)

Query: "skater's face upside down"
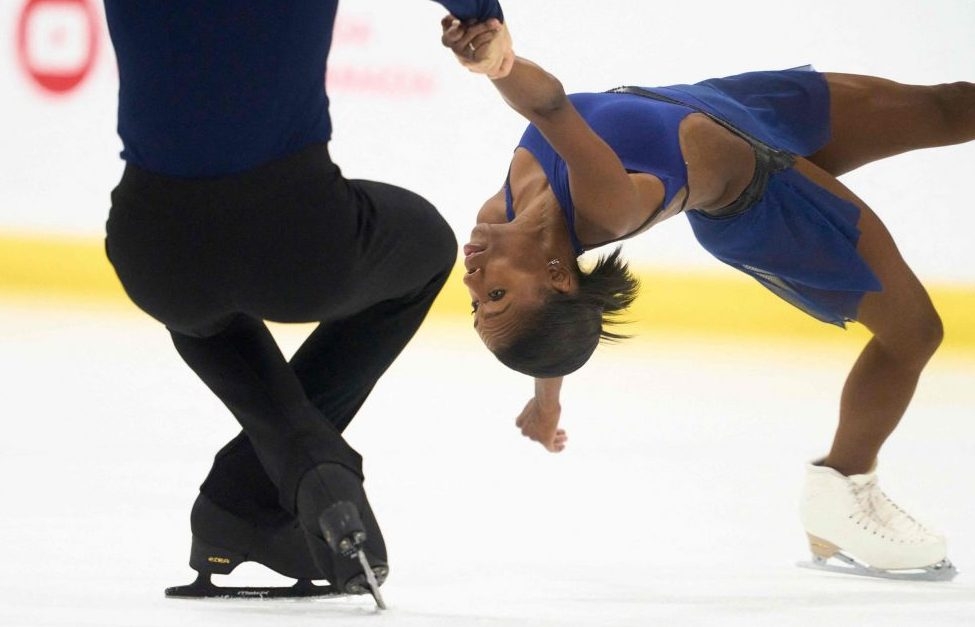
(463, 222, 558, 353)
(462, 221, 611, 379)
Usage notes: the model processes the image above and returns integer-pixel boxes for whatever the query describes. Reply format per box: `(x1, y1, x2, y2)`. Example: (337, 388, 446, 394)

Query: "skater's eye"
(471, 290, 505, 315)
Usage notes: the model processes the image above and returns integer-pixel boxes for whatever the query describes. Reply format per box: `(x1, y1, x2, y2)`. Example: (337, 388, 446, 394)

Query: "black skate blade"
(165, 572, 343, 599)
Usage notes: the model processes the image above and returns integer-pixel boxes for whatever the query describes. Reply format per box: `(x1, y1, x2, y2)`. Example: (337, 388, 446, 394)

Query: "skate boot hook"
(320, 501, 387, 609)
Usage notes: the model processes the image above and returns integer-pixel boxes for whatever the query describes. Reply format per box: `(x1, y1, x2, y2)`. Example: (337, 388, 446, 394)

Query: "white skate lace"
(849, 477, 932, 542)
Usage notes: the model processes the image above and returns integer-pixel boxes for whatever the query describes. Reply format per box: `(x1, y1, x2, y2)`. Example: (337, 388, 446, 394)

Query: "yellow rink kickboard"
(2, 232, 973, 355)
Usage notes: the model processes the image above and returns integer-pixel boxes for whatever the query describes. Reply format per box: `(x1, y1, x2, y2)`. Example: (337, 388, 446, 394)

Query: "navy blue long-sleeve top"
(103, 1, 503, 178)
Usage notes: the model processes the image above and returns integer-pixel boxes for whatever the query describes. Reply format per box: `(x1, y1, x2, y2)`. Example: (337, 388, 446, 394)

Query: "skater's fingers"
(443, 19, 495, 58)
(518, 421, 538, 440)
(515, 398, 535, 428)
(457, 20, 501, 46)
(441, 15, 463, 42)
(467, 30, 497, 51)
(543, 430, 567, 453)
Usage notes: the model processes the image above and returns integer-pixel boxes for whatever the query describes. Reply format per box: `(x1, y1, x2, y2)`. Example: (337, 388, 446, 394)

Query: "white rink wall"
(2, 0, 974, 283)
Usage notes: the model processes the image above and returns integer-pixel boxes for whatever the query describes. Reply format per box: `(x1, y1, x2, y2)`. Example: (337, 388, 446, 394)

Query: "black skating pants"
(105, 143, 456, 518)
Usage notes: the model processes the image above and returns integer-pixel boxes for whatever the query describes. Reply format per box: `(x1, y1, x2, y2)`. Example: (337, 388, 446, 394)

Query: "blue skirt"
(654, 69, 882, 326)
(686, 168, 882, 326)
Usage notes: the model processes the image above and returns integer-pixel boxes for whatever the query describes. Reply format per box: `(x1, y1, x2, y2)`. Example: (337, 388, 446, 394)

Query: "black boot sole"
(165, 536, 342, 599)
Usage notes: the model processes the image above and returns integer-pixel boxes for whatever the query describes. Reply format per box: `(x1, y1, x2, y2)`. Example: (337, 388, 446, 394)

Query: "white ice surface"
(1, 301, 974, 627)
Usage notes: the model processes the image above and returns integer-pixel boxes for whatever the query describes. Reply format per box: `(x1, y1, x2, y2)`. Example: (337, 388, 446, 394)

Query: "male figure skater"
(103, 1, 512, 607)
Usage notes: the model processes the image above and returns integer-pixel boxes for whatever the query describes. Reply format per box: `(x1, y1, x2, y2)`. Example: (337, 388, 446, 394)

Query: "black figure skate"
(296, 463, 389, 609)
(165, 493, 342, 599)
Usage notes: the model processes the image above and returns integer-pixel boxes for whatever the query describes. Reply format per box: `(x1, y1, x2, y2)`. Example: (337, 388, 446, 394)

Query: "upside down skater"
(443, 16, 974, 580)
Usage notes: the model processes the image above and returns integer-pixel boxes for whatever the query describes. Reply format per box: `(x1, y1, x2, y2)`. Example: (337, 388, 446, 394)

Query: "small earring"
(547, 259, 560, 267)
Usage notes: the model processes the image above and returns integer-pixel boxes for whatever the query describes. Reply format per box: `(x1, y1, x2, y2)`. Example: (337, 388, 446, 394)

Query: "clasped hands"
(440, 15, 514, 79)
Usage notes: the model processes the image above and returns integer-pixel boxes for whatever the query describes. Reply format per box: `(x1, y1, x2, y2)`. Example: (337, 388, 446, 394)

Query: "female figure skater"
(442, 16, 974, 580)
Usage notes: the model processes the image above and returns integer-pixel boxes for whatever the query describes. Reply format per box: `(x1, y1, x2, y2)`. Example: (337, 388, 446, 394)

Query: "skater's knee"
(379, 184, 457, 271)
(913, 308, 945, 358)
(908, 302, 943, 354)
(876, 305, 943, 366)
(434, 225, 459, 275)
(421, 205, 458, 276)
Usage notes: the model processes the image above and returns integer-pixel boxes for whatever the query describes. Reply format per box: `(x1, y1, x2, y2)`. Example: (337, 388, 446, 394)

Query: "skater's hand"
(515, 396, 567, 453)
(441, 15, 514, 79)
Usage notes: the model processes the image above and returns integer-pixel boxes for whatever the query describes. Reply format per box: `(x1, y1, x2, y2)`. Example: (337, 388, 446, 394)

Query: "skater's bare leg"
(810, 74, 975, 176)
(793, 159, 942, 476)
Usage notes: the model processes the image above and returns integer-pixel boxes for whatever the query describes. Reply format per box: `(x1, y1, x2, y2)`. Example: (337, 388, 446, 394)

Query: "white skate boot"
(797, 462, 956, 581)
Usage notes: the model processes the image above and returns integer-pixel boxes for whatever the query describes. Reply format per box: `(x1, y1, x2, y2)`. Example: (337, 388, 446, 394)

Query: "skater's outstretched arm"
(493, 58, 647, 240)
(441, 20, 648, 240)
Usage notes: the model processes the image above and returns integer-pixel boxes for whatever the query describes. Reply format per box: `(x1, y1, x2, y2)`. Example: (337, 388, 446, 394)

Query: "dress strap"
(504, 168, 515, 221)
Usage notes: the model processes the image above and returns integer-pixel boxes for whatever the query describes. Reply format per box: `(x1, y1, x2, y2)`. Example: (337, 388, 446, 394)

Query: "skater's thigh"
(809, 73, 955, 176)
(792, 159, 941, 350)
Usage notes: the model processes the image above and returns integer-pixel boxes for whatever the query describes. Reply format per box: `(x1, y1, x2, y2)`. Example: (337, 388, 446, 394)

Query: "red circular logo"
(16, 0, 99, 94)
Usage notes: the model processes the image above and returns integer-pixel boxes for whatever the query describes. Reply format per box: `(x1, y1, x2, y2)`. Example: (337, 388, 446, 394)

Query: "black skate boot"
(296, 463, 388, 609)
(165, 493, 341, 599)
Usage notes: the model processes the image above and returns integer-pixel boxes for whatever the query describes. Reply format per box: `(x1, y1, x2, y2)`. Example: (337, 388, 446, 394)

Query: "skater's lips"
(463, 244, 486, 274)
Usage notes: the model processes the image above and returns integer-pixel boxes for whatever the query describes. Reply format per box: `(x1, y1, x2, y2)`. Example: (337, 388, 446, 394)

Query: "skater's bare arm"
(515, 377, 567, 453)
(488, 58, 644, 238)
(442, 20, 642, 238)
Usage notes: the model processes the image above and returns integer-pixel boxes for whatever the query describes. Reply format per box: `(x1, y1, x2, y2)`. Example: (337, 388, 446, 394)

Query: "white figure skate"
(798, 463, 956, 581)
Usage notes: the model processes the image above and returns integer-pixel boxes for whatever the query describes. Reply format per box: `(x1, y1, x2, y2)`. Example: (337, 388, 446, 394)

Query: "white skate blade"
(797, 552, 958, 582)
